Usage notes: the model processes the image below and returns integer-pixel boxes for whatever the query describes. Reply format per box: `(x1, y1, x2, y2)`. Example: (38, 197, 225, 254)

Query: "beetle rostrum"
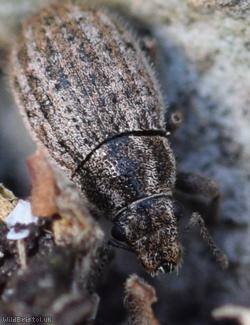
(10, 3, 225, 275)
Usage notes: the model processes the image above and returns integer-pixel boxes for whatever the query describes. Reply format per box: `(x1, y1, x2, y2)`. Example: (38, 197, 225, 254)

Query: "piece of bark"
(125, 274, 160, 325)
(27, 148, 104, 249)
(0, 148, 104, 323)
(1, 246, 99, 325)
(27, 148, 58, 217)
(0, 184, 18, 221)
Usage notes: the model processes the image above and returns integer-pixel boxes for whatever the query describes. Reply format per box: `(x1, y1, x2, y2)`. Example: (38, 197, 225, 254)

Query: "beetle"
(9, 3, 227, 275)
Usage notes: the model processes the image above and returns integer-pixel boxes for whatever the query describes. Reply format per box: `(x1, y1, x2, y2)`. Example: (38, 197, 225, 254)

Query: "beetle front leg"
(186, 212, 228, 270)
(175, 171, 221, 225)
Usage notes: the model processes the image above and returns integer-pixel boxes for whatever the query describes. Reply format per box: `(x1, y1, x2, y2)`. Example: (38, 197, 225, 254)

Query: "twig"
(124, 274, 160, 325)
(17, 239, 27, 270)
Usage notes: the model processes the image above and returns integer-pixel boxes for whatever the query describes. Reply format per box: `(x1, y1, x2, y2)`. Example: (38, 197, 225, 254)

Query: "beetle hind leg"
(175, 171, 221, 225)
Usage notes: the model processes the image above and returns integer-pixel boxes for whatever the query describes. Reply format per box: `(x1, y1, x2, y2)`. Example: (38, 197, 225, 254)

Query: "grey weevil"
(9, 3, 228, 275)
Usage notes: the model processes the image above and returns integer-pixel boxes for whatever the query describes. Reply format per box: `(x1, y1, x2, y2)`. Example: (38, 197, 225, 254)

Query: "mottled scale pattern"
(73, 135, 175, 217)
(11, 3, 166, 178)
(10, 3, 184, 275)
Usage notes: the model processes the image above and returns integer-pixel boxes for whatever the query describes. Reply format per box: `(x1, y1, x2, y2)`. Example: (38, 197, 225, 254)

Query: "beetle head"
(112, 195, 182, 275)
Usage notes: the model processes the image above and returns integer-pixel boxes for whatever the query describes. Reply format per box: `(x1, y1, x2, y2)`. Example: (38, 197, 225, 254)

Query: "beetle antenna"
(108, 239, 133, 253)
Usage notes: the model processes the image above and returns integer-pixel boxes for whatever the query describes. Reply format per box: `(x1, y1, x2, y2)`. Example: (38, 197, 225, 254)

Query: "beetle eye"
(111, 224, 127, 242)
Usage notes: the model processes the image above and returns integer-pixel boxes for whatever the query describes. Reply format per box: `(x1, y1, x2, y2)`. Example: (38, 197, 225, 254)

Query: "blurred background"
(1, 1, 250, 324)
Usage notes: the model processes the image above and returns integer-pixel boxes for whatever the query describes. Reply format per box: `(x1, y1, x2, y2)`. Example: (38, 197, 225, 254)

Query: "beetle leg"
(166, 111, 183, 134)
(186, 212, 228, 270)
(108, 239, 133, 253)
(175, 171, 220, 224)
(173, 200, 185, 220)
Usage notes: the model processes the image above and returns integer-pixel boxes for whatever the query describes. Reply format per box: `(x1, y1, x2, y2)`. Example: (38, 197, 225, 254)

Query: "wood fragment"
(27, 148, 58, 217)
(0, 184, 18, 221)
(125, 274, 160, 325)
(27, 148, 104, 249)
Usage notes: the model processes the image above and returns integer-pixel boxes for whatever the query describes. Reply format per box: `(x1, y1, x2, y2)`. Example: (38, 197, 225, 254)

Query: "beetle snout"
(162, 262, 177, 273)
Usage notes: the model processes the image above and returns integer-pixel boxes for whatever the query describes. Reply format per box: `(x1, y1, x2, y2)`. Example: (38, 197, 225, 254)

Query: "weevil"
(9, 3, 228, 275)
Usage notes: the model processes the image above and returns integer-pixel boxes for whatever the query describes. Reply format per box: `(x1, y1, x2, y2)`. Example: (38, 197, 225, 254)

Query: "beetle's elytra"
(10, 3, 226, 275)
